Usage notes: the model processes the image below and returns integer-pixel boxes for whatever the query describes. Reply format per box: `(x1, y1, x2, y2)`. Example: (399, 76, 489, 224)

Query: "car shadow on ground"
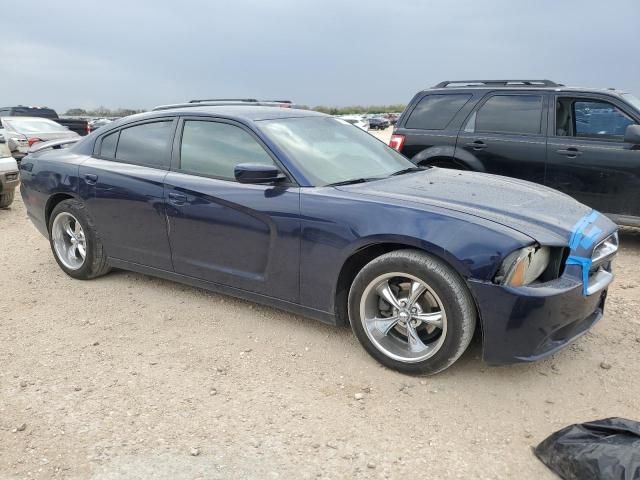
(101, 266, 585, 381)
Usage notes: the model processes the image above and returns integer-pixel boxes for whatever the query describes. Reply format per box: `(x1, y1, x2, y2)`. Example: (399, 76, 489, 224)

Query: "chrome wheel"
(359, 272, 447, 363)
(51, 212, 87, 270)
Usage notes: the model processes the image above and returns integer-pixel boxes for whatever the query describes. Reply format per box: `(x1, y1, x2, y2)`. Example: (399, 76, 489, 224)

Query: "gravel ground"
(1, 131, 639, 479)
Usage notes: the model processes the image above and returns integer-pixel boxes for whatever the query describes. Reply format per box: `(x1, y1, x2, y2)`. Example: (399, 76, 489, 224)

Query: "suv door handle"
(466, 141, 487, 150)
(168, 192, 187, 205)
(557, 147, 582, 157)
(83, 173, 98, 185)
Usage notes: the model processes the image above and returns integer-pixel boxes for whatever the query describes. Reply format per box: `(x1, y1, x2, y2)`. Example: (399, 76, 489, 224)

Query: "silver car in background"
(0, 117, 79, 161)
(0, 134, 19, 208)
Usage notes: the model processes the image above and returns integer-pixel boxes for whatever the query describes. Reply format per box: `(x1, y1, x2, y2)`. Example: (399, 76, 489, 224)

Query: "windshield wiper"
(389, 167, 424, 177)
(325, 177, 378, 187)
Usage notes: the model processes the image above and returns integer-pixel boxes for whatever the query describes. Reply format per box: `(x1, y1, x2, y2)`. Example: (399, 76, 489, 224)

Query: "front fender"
(300, 189, 533, 314)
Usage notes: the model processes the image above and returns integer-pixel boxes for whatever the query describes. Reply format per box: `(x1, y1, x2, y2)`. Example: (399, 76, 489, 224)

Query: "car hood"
(336, 168, 594, 245)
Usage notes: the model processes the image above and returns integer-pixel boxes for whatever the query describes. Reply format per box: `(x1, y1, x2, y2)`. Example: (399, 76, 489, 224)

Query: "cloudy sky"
(3, 0, 638, 111)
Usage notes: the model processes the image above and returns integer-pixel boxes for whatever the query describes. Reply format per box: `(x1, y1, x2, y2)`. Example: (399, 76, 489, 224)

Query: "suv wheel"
(48, 199, 111, 280)
(348, 249, 476, 375)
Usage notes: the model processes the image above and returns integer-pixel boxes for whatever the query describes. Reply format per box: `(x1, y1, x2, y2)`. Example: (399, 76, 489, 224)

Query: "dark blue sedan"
(19, 105, 618, 374)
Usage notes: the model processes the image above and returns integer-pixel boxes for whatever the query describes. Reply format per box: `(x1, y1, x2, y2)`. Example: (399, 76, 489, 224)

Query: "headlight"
(496, 246, 551, 287)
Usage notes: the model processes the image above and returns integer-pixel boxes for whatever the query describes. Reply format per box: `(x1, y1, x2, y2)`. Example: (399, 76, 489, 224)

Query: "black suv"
(390, 80, 640, 226)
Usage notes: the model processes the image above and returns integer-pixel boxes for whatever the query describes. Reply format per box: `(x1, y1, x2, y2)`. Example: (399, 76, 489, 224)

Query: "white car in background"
(0, 116, 79, 161)
(338, 115, 369, 131)
(0, 134, 19, 208)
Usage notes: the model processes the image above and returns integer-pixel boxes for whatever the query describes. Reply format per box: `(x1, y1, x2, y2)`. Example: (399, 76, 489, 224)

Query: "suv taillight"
(389, 134, 405, 152)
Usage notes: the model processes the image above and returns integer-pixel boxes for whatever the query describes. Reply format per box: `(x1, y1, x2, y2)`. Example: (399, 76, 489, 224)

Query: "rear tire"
(0, 190, 15, 208)
(48, 199, 111, 280)
(348, 249, 476, 375)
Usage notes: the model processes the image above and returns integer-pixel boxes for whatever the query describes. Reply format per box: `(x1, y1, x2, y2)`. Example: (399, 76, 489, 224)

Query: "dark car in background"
(0, 106, 89, 137)
(390, 80, 640, 227)
(368, 116, 390, 130)
(19, 103, 617, 375)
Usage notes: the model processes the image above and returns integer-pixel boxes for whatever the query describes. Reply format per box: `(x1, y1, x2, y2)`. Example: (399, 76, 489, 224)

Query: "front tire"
(348, 249, 476, 375)
(48, 199, 110, 280)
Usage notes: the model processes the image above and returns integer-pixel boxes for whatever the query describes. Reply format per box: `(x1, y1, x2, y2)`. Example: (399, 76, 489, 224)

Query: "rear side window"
(100, 131, 119, 158)
(180, 120, 275, 180)
(115, 121, 173, 168)
(406, 94, 471, 130)
(473, 95, 543, 135)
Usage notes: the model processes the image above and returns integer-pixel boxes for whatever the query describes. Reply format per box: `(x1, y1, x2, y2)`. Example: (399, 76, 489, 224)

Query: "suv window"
(179, 121, 275, 180)
(115, 121, 173, 168)
(571, 100, 634, 140)
(472, 95, 543, 135)
(406, 94, 471, 130)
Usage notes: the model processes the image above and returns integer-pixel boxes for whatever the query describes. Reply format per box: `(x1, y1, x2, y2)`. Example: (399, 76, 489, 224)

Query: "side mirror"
(234, 163, 285, 184)
(624, 124, 640, 145)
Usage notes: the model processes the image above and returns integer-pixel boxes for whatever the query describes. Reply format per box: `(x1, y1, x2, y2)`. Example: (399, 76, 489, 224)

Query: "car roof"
(138, 105, 328, 123)
(0, 116, 59, 121)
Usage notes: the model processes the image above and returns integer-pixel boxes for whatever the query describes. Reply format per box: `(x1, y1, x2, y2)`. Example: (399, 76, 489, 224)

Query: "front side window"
(115, 121, 173, 168)
(259, 116, 414, 186)
(572, 100, 635, 140)
(406, 94, 471, 130)
(180, 121, 275, 180)
(472, 95, 543, 135)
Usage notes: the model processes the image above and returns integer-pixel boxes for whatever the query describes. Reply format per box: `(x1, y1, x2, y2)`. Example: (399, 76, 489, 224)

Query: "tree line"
(64, 104, 405, 118)
(64, 107, 145, 117)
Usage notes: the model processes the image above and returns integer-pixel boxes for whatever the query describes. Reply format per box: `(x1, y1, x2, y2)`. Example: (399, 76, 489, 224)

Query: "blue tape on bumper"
(567, 210, 601, 296)
(566, 255, 592, 295)
(568, 210, 602, 250)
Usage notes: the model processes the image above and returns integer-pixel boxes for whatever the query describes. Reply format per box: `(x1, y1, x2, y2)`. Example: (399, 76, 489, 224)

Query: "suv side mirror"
(234, 163, 285, 184)
(624, 124, 640, 145)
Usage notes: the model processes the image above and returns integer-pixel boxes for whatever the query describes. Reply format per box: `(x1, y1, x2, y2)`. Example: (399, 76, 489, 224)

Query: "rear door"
(455, 92, 548, 183)
(164, 117, 300, 302)
(79, 119, 176, 270)
(546, 95, 640, 218)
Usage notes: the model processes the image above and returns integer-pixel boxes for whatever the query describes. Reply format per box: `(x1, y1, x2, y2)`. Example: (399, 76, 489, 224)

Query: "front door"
(164, 118, 300, 302)
(79, 119, 176, 270)
(546, 95, 640, 218)
(455, 93, 548, 183)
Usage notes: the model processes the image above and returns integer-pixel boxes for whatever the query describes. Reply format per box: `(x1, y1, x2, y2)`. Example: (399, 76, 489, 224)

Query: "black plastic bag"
(535, 418, 640, 480)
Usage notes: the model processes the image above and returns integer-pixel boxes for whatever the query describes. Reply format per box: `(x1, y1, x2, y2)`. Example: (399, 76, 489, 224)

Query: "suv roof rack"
(433, 79, 561, 88)
(152, 99, 294, 112)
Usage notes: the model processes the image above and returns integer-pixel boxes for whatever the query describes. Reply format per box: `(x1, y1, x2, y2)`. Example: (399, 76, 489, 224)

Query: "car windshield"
(622, 93, 640, 113)
(259, 116, 414, 186)
(3, 118, 68, 134)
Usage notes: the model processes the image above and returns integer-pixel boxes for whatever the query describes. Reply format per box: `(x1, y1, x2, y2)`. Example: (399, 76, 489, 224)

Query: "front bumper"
(468, 273, 608, 365)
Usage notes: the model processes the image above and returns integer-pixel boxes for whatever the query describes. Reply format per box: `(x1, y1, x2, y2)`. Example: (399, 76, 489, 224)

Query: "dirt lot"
(2, 132, 639, 479)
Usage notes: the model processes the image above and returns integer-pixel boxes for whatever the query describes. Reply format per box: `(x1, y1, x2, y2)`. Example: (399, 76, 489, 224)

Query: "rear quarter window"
(405, 94, 471, 130)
